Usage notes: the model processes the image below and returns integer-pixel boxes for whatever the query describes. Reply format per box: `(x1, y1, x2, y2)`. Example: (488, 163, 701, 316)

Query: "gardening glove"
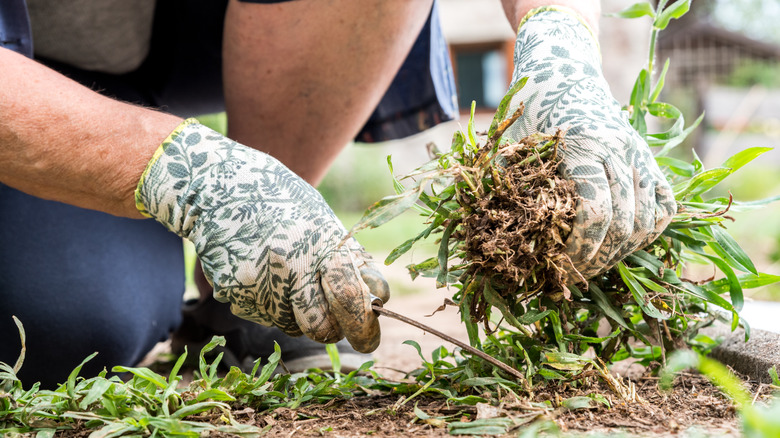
(135, 119, 389, 353)
(504, 6, 677, 282)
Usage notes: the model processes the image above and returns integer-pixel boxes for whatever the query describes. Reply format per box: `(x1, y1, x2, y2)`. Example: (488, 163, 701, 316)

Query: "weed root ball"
(456, 131, 578, 320)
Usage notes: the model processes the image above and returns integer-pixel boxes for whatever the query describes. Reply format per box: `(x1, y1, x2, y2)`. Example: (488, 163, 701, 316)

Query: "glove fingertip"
(320, 251, 382, 353)
(349, 326, 381, 354)
(360, 267, 390, 304)
(212, 288, 230, 304)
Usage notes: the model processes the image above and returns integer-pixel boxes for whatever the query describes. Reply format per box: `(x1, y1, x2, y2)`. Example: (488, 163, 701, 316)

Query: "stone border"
(709, 328, 780, 384)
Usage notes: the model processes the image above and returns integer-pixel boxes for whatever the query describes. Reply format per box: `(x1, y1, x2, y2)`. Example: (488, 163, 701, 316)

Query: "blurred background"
(199, 0, 780, 325)
(316, 0, 780, 308)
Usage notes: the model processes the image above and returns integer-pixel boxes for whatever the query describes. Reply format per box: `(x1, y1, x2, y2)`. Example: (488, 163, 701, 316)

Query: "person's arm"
(221, 0, 434, 186)
(501, 0, 600, 34)
(0, 47, 182, 218)
(0, 46, 388, 352)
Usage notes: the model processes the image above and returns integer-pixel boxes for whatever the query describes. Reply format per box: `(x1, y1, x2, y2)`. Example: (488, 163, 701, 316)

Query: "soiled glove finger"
(359, 266, 390, 303)
(320, 248, 381, 353)
(504, 7, 677, 281)
(637, 178, 676, 251)
(347, 241, 390, 304)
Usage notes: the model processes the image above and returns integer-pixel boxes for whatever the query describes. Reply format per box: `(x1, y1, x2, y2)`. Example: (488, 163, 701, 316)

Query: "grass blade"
(78, 379, 114, 411)
(255, 342, 282, 388)
(694, 250, 744, 311)
(386, 156, 406, 195)
(171, 401, 230, 419)
(656, 155, 695, 177)
(617, 262, 668, 319)
(721, 146, 773, 170)
(587, 284, 630, 329)
(168, 348, 188, 385)
(488, 77, 528, 139)
(649, 58, 670, 102)
(11, 316, 25, 374)
(385, 220, 440, 265)
(654, 0, 691, 30)
(654, 112, 704, 156)
(350, 186, 425, 235)
(702, 226, 758, 275)
(65, 352, 98, 407)
(112, 366, 168, 390)
(702, 272, 780, 295)
(436, 221, 457, 287)
(467, 101, 478, 151)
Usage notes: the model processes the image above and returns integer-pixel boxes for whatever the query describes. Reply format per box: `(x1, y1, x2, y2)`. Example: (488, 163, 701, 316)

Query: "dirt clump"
(458, 129, 578, 317)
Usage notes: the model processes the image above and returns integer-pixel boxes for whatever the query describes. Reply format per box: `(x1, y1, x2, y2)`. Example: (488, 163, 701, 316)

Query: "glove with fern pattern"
(504, 7, 677, 282)
(135, 119, 389, 353)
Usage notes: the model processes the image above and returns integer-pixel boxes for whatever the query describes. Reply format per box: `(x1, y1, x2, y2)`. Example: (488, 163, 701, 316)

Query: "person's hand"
(503, 7, 676, 282)
(135, 119, 389, 353)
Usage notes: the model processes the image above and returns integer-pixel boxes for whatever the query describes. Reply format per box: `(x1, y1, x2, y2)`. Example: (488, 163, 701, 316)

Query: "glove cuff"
(517, 6, 599, 52)
(135, 118, 200, 217)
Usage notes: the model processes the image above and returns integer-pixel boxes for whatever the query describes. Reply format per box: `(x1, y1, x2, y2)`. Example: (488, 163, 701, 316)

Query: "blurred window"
(454, 46, 507, 110)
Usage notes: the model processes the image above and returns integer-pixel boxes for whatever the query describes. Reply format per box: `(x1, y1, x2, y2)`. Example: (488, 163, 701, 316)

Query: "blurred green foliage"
(727, 61, 780, 88)
(318, 144, 400, 213)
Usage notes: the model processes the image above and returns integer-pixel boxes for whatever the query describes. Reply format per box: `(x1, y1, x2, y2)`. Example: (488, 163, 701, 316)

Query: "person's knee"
(2, 304, 176, 389)
(0, 189, 186, 388)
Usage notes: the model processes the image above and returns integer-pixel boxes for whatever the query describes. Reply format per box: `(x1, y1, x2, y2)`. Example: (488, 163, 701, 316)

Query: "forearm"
(222, 0, 433, 186)
(501, 0, 601, 34)
(0, 48, 182, 218)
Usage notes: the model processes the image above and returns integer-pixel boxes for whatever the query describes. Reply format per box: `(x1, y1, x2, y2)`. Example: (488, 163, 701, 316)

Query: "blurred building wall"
(370, 0, 654, 176)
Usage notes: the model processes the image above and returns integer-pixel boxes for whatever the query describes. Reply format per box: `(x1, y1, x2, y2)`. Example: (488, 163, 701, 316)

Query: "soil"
(247, 284, 750, 437)
(159, 282, 764, 436)
(243, 372, 744, 437)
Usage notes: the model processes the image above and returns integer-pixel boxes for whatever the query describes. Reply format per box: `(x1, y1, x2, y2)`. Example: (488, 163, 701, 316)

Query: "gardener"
(0, 0, 674, 388)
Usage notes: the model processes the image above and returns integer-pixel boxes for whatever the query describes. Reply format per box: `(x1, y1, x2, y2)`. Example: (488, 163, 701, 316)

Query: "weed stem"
(372, 304, 527, 383)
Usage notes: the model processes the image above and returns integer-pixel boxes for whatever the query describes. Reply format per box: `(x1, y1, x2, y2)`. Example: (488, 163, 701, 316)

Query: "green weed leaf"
(654, 0, 691, 30)
(112, 365, 168, 390)
(656, 156, 695, 177)
(194, 388, 236, 403)
(65, 352, 98, 407)
(609, 2, 656, 19)
(351, 186, 425, 235)
(256, 342, 282, 387)
(618, 262, 669, 319)
(488, 77, 528, 139)
(649, 58, 670, 102)
(11, 316, 25, 375)
(562, 396, 596, 410)
(702, 272, 780, 295)
(653, 112, 703, 156)
(702, 226, 758, 275)
(722, 146, 773, 171)
(448, 418, 513, 436)
(467, 101, 478, 152)
(436, 221, 457, 287)
(587, 284, 630, 329)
